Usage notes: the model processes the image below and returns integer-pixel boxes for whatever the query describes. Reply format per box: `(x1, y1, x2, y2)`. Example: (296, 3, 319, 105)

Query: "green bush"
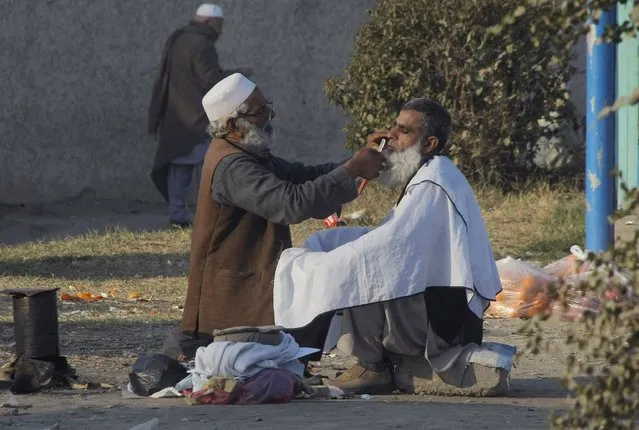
(324, 0, 581, 187)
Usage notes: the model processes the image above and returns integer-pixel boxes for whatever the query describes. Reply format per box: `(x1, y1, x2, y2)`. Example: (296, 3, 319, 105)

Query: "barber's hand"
(367, 130, 391, 150)
(344, 148, 386, 180)
(236, 67, 254, 77)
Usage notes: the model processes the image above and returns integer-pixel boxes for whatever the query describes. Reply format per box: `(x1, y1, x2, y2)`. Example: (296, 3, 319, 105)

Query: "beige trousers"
(337, 291, 483, 386)
(337, 294, 429, 363)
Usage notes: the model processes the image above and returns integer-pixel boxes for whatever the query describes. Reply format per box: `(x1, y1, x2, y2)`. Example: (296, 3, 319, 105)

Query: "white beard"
(236, 118, 274, 153)
(378, 143, 423, 187)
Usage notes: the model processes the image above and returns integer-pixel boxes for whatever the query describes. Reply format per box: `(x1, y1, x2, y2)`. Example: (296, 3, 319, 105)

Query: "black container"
(3, 288, 60, 359)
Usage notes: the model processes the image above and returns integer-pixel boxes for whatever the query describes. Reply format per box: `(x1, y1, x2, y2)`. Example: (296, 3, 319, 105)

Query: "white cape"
(273, 156, 502, 329)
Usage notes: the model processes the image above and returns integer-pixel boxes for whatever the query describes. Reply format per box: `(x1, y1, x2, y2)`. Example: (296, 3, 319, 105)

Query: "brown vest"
(181, 139, 292, 335)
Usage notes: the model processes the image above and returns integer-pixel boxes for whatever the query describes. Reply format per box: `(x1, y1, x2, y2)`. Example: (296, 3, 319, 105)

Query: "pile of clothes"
(126, 326, 321, 405)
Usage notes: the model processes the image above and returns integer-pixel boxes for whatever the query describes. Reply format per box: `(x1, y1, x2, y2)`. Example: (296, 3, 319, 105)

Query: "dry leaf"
(69, 381, 88, 390)
(60, 293, 77, 301)
(60, 292, 104, 302)
(128, 292, 142, 300)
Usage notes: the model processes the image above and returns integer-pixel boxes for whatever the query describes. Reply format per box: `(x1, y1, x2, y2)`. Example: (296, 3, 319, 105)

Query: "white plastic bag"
(543, 245, 591, 278)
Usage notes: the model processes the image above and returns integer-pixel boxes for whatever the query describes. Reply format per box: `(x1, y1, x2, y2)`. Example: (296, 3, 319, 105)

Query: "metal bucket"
(4, 288, 60, 359)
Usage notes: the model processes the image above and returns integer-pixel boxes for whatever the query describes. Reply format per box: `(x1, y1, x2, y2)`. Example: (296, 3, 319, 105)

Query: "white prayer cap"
(196, 3, 224, 18)
(202, 73, 256, 122)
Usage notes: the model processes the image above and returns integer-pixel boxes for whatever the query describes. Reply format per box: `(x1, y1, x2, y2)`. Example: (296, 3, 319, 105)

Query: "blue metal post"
(586, 6, 616, 252)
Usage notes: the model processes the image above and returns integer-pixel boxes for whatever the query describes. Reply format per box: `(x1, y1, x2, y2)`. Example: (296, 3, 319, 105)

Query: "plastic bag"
(128, 354, 188, 397)
(489, 247, 632, 320)
(486, 257, 555, 319)
(187, 368, 307, 405)
(543, 245, 591, 278)
(551, 295, 602, 322)
(550, 269, 629, 321)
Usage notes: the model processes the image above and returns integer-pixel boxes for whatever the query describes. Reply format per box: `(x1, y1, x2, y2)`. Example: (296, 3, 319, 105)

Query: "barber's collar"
(395, 155, 435, 207)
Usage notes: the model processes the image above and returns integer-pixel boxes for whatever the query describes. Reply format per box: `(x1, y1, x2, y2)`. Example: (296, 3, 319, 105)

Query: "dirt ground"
(0, 317, 571, 430)
(1, 200, 636, 430)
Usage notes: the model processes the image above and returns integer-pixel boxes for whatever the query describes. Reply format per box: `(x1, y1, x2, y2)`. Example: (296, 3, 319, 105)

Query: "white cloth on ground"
(122, 384, 184, 399)
(426, 339, 516, 386)
(273, 156, 502, 329)
(468, 342, 517, 372)
(149, 387, 184, 398)
(186, 333, 318, 392)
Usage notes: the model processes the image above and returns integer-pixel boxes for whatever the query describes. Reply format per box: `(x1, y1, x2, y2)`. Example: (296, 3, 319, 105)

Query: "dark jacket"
(181, 139, 358, 336)
(148, 21, 230, 201)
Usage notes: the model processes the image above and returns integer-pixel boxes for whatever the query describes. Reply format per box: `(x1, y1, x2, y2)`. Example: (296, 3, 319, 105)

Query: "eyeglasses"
(240, 101, 274, 121)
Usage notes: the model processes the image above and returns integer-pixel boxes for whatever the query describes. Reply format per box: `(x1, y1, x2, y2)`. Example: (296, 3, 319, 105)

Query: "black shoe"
(170, 220, 192, 229)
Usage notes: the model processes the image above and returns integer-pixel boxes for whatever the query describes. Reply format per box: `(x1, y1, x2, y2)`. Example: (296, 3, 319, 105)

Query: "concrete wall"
(0, 0, 586, 204)
(535, 36, 587, 169)
(0, 0, 376, 203)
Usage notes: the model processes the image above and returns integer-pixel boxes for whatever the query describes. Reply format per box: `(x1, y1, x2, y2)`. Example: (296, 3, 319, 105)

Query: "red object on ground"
(187, 368, 306, 405)
(322, 213, 342, 228)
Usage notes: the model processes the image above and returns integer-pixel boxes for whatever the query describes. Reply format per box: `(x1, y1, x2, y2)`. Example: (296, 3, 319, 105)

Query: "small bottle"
(322, 213, 345, 228)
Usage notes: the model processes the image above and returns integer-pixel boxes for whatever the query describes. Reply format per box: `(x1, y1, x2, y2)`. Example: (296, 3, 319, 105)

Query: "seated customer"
(273, 98, 507, 395)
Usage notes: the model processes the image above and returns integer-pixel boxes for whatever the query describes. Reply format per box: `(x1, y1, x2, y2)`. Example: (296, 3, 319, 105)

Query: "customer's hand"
(344, 148, 386, 180)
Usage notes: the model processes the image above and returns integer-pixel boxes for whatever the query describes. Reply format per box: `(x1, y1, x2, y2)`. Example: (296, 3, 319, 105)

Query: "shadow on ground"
(0, 200, 171, 246)
(0, 253, 189, 279)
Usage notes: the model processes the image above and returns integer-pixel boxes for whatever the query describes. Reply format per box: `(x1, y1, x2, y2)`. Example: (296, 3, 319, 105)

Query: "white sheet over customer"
(273, 156, 502, 329)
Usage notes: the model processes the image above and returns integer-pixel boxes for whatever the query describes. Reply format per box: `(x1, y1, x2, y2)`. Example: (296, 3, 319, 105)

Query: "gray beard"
(378, 143, 423, 187)
(235, 118, 274, 153)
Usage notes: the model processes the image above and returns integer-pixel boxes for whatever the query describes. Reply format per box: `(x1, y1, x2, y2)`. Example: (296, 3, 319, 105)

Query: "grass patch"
(476, 183, 585, 264)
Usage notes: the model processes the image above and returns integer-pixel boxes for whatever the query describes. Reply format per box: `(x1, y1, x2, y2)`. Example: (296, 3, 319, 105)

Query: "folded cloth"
(467, 342, 517, 372)
(187, 333, 319, 392)
(213, 326, 284, 345)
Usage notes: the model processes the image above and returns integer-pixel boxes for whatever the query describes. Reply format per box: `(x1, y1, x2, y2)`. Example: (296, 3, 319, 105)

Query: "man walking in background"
(148, 3, 253, 227)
